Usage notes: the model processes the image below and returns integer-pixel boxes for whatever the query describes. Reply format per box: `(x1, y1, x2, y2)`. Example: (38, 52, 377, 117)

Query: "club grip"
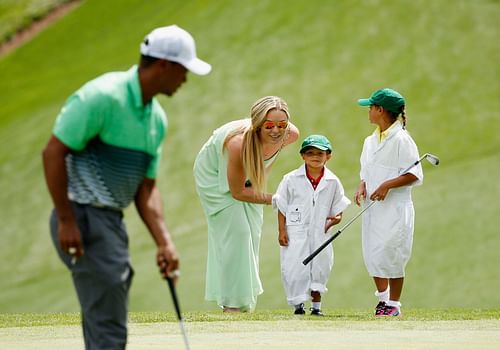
(302, 230, 340, 265)
(167, 277, 182, 320)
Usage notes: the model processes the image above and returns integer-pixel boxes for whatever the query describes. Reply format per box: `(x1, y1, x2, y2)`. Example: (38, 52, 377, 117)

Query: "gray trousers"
(50, 202, 133, 350)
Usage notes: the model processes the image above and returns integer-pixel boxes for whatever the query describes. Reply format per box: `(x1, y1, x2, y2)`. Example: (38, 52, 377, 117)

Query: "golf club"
(166, 275, 191, 350)
(302, 153, 440, 265)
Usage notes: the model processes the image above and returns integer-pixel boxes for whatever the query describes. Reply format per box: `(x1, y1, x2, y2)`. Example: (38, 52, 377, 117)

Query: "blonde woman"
(194, 96, 299, 312)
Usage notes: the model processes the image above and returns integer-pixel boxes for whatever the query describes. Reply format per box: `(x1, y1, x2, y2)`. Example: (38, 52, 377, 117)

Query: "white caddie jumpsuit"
(360, 121, 423, 278)
(273, 164, 351, 306)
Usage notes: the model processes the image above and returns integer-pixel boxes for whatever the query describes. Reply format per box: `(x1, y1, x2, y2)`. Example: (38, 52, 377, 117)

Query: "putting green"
(1, 319, 499, 349)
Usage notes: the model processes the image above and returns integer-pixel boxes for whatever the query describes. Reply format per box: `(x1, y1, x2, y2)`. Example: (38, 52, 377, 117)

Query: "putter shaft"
(167, 277, 191, 350)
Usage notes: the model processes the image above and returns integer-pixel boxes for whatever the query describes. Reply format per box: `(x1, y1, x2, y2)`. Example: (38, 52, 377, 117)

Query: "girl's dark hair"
(387, 107, 406, 129)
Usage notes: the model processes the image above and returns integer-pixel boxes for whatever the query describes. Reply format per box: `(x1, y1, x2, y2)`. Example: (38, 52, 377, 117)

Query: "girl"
(354, 88, 423, 316)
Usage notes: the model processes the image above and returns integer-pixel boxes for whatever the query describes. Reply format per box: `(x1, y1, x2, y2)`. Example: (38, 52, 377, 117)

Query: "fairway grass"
(1, 0, 499, 315)
(1, 310, 499, 350)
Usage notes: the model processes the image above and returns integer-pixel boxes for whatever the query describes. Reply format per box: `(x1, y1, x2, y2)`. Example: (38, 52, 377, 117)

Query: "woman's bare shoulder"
(284, 122, 300, 146)
(225, 133, 243, 154)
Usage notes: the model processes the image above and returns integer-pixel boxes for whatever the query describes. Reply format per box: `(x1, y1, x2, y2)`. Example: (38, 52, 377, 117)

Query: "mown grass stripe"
(1, 309, 499, 328)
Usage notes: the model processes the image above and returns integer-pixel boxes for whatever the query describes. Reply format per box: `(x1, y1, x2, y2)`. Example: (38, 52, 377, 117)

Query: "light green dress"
(193, 119, 278, 310)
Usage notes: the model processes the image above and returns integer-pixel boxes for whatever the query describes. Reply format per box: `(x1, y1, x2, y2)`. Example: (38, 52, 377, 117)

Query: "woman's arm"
(283, 121, 300, 147)
(226, 135, 273, 205)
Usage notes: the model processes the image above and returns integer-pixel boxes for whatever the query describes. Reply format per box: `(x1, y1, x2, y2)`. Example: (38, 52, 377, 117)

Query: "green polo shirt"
(53, 65, 167, 209)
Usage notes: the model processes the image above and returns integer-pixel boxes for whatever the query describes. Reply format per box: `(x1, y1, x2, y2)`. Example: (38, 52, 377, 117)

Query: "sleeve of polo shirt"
(53, 91, 104, 151)
(145, 117, 167, 179)
(145, 145, 162, 179)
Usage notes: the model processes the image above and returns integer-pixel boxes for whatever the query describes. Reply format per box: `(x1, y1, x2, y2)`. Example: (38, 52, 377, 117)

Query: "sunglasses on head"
(262, 120, 289, 130)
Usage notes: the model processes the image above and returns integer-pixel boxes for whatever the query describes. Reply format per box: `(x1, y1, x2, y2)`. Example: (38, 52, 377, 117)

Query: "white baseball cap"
(140, 25, 211, 76)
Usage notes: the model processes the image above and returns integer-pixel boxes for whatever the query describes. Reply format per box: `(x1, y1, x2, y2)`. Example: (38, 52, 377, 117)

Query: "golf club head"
(424, 153, 440, 166)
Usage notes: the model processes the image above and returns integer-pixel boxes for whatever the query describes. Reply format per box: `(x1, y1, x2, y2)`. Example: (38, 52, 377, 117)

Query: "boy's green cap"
(357, 88, 405, 113)
(300, 134, 332, 153)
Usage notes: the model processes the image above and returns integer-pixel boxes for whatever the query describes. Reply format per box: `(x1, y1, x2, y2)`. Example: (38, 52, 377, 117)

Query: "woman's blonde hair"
(224, 96, 290, 197)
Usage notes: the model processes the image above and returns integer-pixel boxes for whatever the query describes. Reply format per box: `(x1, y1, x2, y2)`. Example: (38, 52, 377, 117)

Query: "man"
(42, 25, 211, 349)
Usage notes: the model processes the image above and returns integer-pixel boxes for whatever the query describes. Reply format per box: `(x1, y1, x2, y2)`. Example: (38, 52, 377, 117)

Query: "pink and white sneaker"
(380, 304, 400, 316)
(375, 301, 387, 316)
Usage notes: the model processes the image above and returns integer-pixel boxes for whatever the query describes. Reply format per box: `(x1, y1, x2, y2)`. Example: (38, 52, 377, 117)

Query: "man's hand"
(59, 220, 84, 259)
(157, 243, 180, 282)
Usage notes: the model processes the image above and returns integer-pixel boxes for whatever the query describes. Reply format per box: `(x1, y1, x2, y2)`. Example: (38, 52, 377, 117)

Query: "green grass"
(0, 0, 73, 42)
(1, 309, 499, 328)
(0, 0, 499, 313)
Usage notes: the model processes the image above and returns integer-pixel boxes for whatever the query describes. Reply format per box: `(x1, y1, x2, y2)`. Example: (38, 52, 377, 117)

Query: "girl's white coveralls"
(273, 164, 351, 306)
(360, 121, 423, 278)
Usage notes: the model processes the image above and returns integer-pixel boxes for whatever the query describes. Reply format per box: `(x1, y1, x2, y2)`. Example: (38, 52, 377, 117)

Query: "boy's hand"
(278, 230, 289, 246)
(325, 214, 342, 233)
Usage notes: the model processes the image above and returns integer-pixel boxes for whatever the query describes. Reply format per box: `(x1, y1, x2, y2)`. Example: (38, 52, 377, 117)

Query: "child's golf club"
(302, 153, 440, 265)
(166, 273, 191, 350)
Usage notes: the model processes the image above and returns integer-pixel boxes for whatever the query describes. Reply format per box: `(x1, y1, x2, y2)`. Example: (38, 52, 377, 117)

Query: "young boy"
(273, 135, 350, 315)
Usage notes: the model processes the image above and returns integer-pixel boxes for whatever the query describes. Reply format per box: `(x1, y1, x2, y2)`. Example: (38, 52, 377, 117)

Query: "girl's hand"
(369, 174, 418, 201)
(370, 182, 390, 201)
(278, 230, 289, 246)
(354, 181, 367, 206)
(325, 214, 342, 233)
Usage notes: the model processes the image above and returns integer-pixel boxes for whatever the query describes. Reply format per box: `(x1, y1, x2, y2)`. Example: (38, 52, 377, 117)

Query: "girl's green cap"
(358, 88, 405, 113)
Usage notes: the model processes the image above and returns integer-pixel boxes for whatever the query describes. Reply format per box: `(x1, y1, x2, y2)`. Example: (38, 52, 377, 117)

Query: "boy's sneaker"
(294, 303, 305, 315)
(374, 301, 387, 316)
(310, 308, 324, 316)
(380, 305, 400, 317)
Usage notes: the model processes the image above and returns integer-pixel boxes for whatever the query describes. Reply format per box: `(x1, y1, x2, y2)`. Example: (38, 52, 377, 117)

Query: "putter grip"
(167, 277, 182, 320)
(302, 230, 341, 265)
